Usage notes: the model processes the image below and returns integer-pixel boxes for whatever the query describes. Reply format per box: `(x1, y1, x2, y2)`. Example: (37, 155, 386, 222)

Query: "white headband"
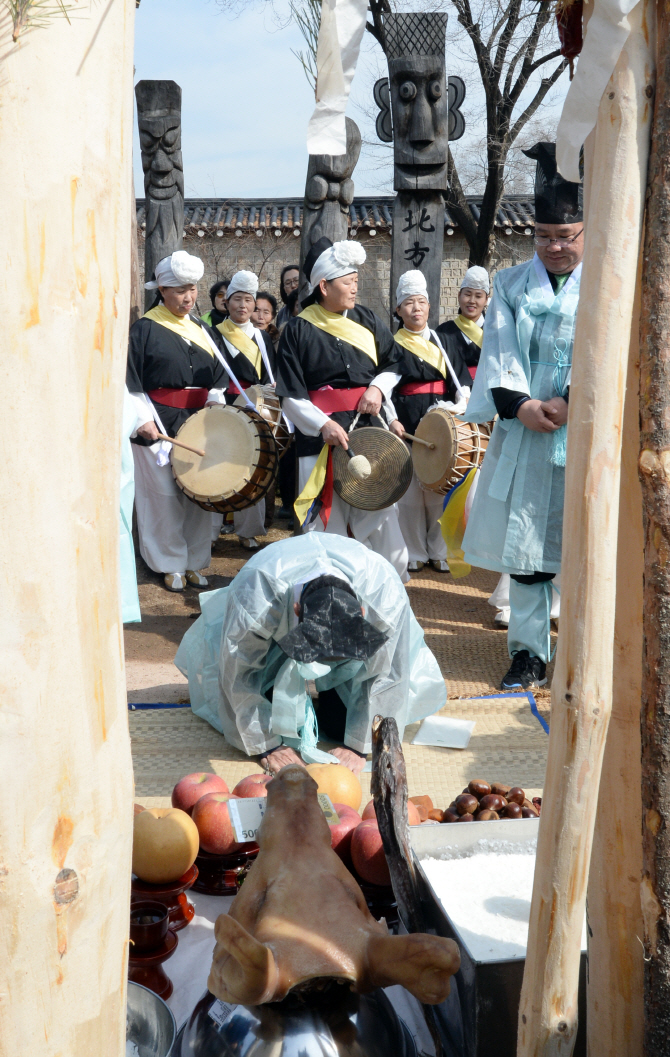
(308, 241, 366, 294)
(460, 266, 490, 293)
(395, 269, 428, 307)
(145, 250, 204, 290)
(226, 270, 259, 300)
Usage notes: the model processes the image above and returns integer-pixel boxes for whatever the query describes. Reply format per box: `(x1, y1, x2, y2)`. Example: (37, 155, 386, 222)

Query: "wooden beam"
(0, 5, 135, 1056)
(517, 4, 654, 1052)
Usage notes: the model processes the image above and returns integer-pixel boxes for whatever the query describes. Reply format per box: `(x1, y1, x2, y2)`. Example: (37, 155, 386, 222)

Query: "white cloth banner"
(306, 0, 368, 155)
(556, 0, 640, 181)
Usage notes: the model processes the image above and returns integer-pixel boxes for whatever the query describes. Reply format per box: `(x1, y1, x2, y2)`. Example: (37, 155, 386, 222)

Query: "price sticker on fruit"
(229, 794, 339, 843)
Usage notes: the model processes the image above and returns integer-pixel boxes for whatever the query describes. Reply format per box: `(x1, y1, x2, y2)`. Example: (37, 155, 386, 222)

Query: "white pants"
(132, 444, 213, 574)
(234, 501, 267, 540)
(397, 471, 447, 563)
(298, 455, 409, 582)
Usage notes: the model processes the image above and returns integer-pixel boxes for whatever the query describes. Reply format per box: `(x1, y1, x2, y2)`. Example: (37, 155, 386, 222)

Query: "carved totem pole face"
(384, 13, 449, 192)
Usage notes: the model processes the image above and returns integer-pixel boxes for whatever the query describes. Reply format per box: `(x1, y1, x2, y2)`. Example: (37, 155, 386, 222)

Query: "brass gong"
(331, 427, 412, 510)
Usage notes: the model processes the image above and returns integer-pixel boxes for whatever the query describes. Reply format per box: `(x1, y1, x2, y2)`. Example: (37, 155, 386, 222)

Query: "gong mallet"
(155, 433, 206, 458)
(401, 431, 435, 450)
(342, 444, 372, 481)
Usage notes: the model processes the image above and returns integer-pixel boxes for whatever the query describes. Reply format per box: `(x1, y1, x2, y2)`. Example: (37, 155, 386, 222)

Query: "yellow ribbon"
(144, 305, 213, 355)
(299, 304, 377, 365)
(394, 328, 446, 377)
(439, 467, 478, 578)
(454, 314, 483, 349)
(294, 445, 330, 526)
(217, 319, 262, 376)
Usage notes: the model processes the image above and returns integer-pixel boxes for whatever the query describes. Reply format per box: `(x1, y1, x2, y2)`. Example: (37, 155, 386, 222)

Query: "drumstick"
(155, 433, 206, 458)
(401, 431, 435, 450)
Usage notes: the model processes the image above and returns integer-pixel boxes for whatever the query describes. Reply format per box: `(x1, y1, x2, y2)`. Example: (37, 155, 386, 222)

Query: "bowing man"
(462, 141, 582, 690)
(212, 269, 277, 550)
(175, 535, 446, 776)
(436, 266, 490, 380)
(388, 271, 472, 573)
(275, 238, 409, 581)
(126, 251, 227, 593)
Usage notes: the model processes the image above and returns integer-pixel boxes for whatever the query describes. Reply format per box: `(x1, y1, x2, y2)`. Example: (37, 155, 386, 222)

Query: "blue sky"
(133, 0, 568, 200)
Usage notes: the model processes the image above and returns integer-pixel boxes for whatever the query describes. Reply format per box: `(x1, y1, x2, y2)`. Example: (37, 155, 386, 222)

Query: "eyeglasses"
(534, 230, 583, 248)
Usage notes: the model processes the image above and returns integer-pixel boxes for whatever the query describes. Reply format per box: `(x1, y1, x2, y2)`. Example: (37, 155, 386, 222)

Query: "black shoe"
(500, 650, 547, 690)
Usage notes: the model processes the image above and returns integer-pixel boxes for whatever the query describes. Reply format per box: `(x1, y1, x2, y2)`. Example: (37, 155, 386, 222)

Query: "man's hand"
(262, 746, 306, 775)
(541, 396, 569, 426)
(329, 747, 366, 776)
(389, 419, 405, 439)
(321, 419, 350, 448)
(357, 385, 383, 416)
(516, 398, 564, 433)
(137, 421, 160, 442)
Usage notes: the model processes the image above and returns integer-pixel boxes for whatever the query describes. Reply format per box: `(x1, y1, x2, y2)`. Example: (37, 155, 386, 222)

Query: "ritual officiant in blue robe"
(462, 142, 584, 690)
(175, 534, 445, 775)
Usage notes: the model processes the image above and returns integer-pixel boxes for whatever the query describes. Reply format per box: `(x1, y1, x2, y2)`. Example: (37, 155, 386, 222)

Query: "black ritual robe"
(213, 326, 276, 402)
(393, 334, 472, 436)
(126, 315, 227, 443)
(435, 318, 482, 372)
(275, 305, 402, 457)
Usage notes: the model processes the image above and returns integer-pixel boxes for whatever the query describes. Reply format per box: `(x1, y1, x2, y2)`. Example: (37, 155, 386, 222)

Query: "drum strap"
(429, 330, 468, 402)
(197, 326, 257, 413)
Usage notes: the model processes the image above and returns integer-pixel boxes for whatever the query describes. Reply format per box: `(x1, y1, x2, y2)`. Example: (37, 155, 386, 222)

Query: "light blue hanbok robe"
(462, 254, 581, 576)
(120, 388, 141, 624)
(175, 534, 445, 758)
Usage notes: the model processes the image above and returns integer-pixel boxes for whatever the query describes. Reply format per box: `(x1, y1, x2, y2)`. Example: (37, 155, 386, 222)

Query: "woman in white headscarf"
(435, 266, 490, 381)
(126, 251, 228, 593)
(388, 271, 472, 573)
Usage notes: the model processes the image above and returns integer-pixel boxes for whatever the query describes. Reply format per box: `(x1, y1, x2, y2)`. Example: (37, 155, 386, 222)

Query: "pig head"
(208, 766, 460, 1006)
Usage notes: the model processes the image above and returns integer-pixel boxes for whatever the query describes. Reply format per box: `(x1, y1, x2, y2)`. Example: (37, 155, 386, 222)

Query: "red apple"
(172, 772, 229, 815)
(351, 820, 391, 887)
(192, 792, 244, 855)
(361, 798, 421, 826)
(232, 774, 274, 798)
(329, 808, 362, 864)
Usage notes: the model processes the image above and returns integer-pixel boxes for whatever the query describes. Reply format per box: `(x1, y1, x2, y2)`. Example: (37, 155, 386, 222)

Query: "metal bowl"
(175, 985, 417, 1057)
(127, 980, 177, 1056)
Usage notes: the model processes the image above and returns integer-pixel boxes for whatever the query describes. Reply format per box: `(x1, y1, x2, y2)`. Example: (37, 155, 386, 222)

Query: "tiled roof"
(135, 196, 535, 238)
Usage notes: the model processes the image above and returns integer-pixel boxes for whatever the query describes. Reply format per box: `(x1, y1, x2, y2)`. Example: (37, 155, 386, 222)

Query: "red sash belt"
(227, 382, 251, 396)
(147, 387, 208, 409)
(398, 380, 447, 396)
(308, 386, 367, 413)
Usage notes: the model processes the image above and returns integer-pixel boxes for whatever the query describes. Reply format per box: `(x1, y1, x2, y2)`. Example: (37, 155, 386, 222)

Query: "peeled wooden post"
(0, 6, 135, 1057)
(517, 6, 654, 1053)
(638, 1, 670, 1047)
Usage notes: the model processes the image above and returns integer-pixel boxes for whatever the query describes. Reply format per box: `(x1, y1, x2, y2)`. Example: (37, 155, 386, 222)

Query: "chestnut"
(507, 787, 525, 806)
(491, 782, 510, 797)
(502, 802, 523, 819)
(447, 802, 459, 813)
(456, 812, 475, 822)
(522, 806, 539, 818)
(455, 794, 479, 816)
(479, 794, 504, 812)
(532, 797, 543, 814)
(474, 809, 499, 821)
(468, 779, 491, 799)
(442, 810, 460, 823)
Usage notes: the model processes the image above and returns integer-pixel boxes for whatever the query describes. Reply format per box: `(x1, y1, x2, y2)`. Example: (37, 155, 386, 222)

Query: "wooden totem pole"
(135, 79, 184, 310)
(0, 3, 135, 1057)
(384, 12, 449, 329)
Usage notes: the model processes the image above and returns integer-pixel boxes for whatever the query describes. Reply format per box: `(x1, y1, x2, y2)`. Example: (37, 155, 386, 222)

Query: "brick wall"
(138, 227, 533, 324)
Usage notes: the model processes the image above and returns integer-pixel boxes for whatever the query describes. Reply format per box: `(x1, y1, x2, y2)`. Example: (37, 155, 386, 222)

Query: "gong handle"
(401, 431, 435, 450)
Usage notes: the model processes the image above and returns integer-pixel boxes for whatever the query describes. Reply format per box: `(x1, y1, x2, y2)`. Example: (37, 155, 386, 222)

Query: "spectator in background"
(201, 278, 230, 327)
(252, 291, 280, 347)
(278, 288, 302, 337)
(276, 264, 300, 327)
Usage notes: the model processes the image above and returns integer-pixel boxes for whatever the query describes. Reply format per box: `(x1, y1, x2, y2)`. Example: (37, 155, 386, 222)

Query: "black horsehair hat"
(522, 142, 583, 225)
(276, 575, 388, 664)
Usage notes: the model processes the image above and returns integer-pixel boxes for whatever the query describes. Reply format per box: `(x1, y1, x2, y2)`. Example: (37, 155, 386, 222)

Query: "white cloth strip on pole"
(141, 394, 173, 466)
(429, 329, 467, 401)
(199, 325, 256, 411)
(306, 0, 368, 155)
(252, 325, 276, 386)
(556, 0, 640, 181)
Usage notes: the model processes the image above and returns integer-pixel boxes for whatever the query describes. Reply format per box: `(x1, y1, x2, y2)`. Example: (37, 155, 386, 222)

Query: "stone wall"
(138, 226, 533, 324)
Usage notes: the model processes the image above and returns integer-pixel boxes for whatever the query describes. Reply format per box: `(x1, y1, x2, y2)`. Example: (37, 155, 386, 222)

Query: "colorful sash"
(294, 446, 334, 529)
(394, 328, 446, 377)
(454, 314, 483, 348)
(299, 304, 378, 365)
(144, 305, 213, 355)
(217, 319, 262, 376)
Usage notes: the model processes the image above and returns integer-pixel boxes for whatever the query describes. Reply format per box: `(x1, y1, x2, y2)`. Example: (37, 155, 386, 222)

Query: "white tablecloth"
(166, 890, 435, 1054)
